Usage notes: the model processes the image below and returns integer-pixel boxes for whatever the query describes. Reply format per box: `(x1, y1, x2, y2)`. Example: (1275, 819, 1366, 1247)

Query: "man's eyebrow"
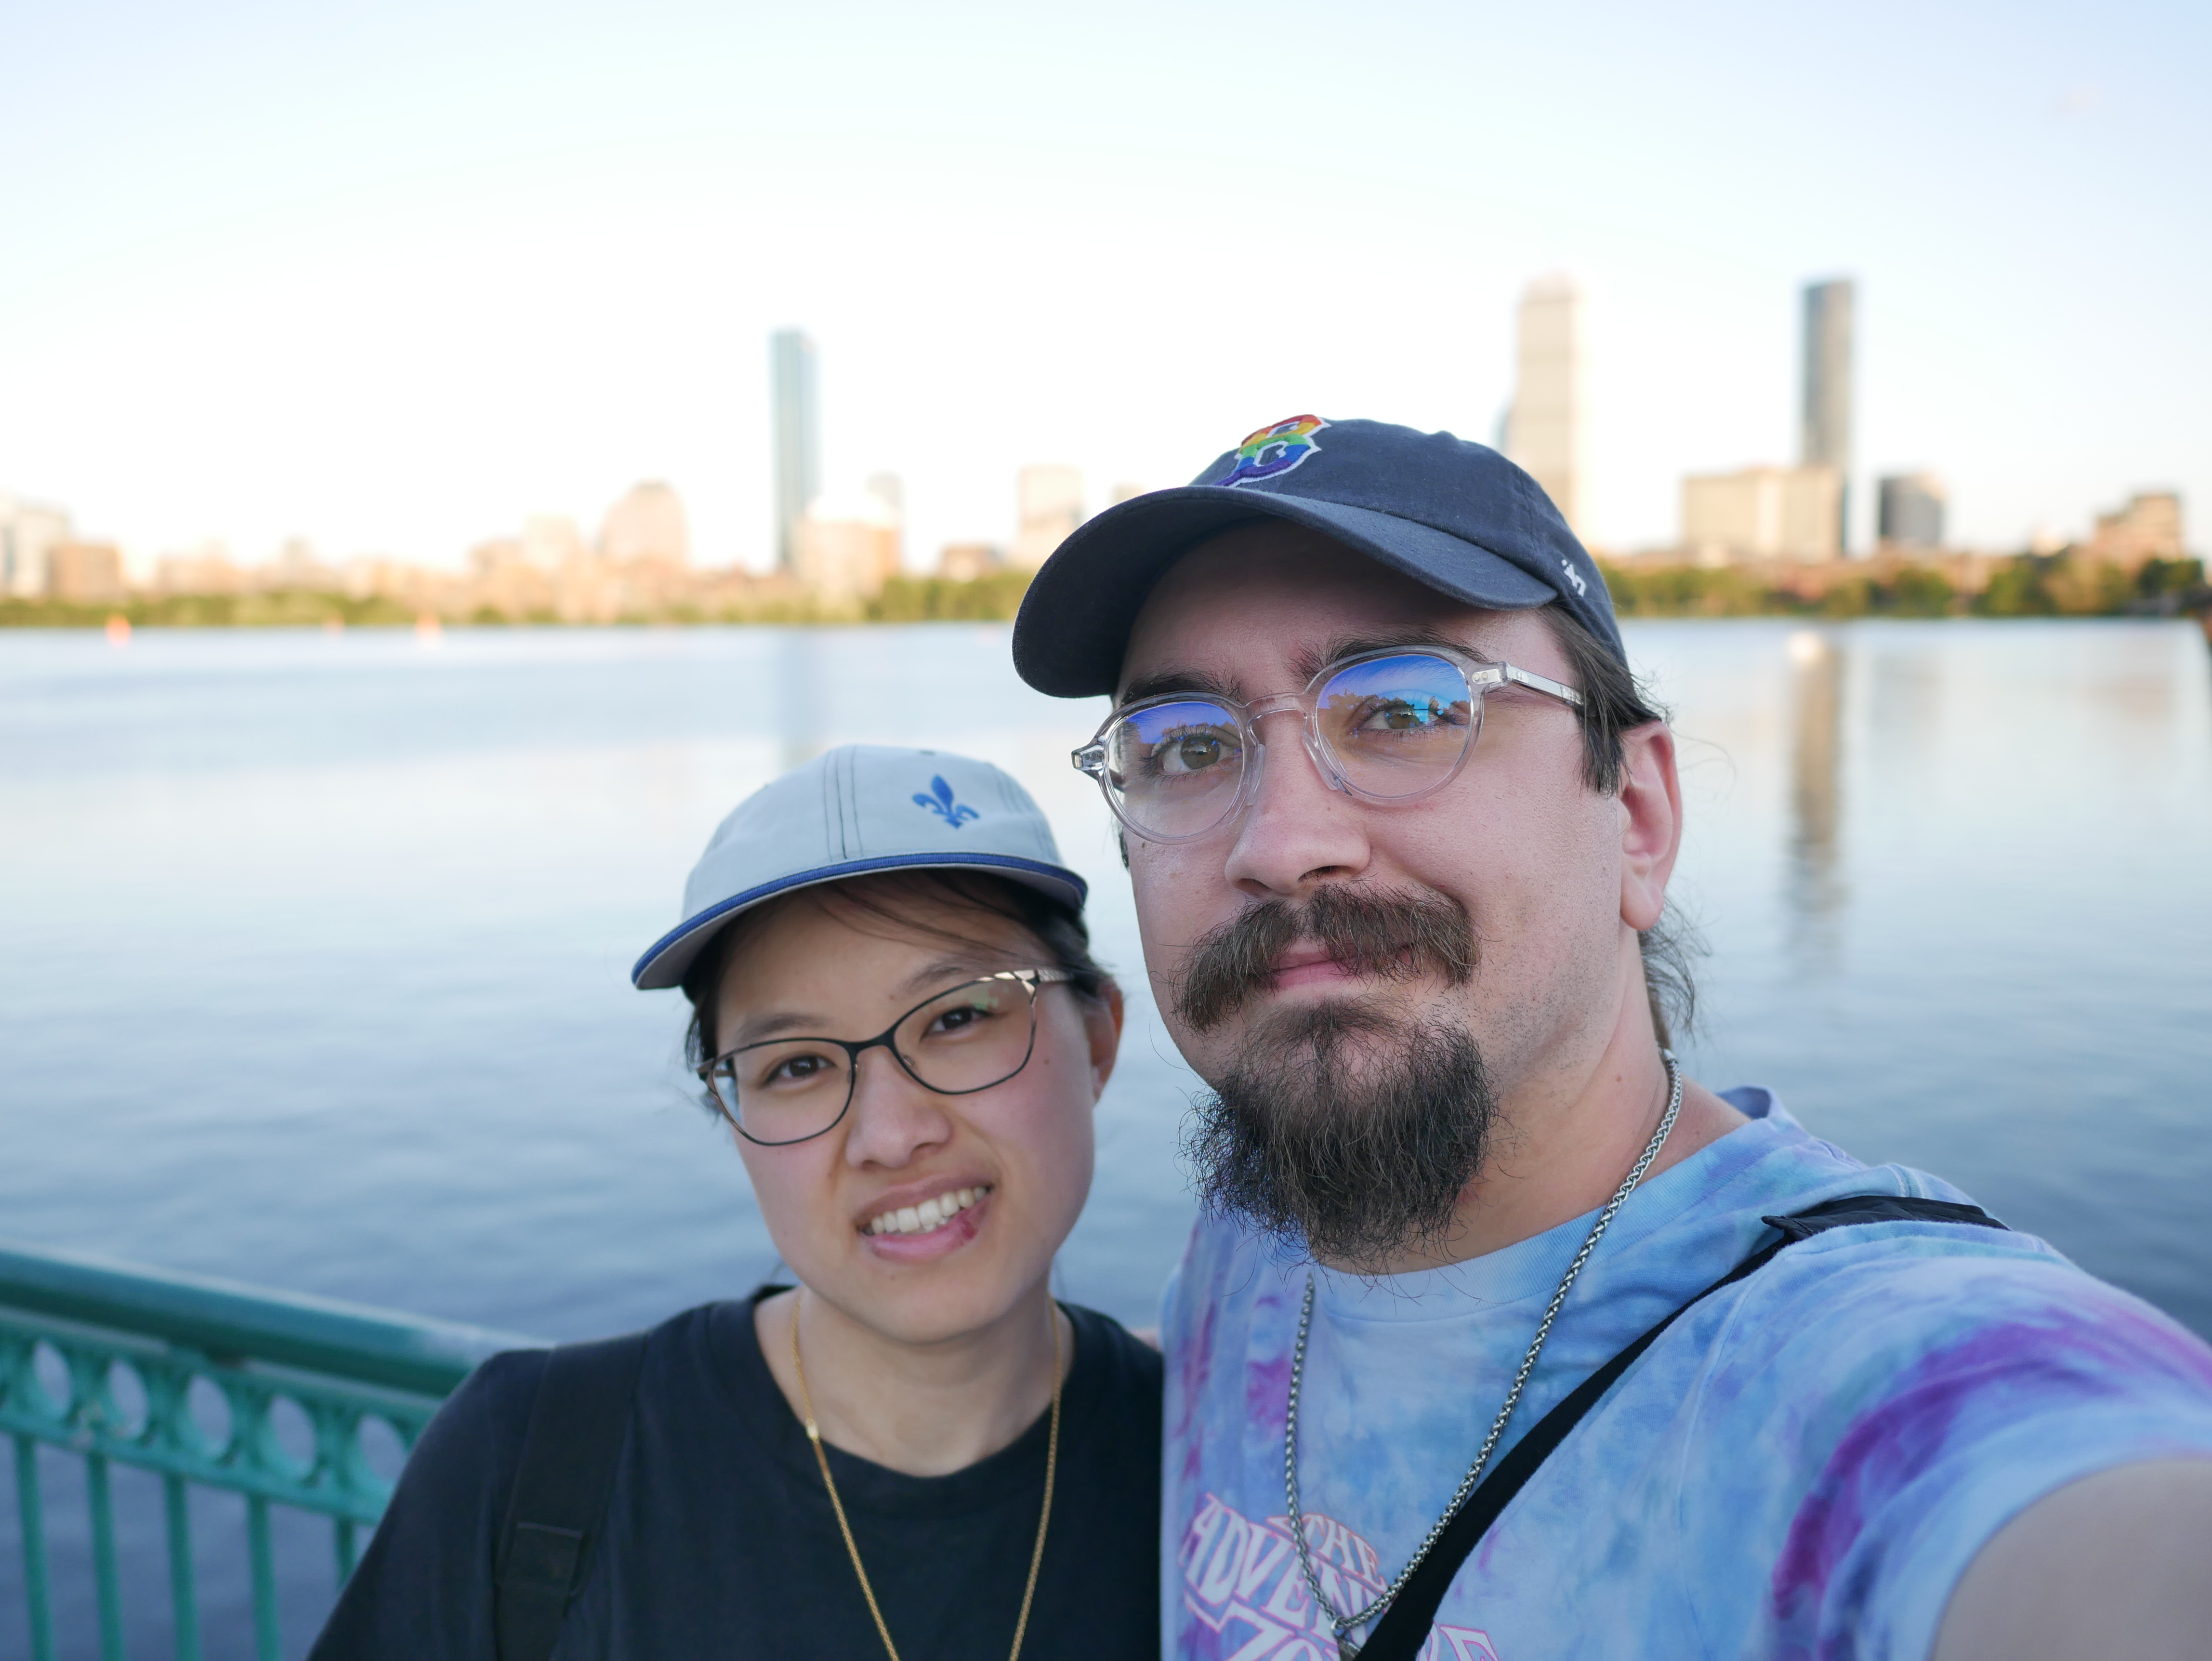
(1290, 628, 1490, 685)
(1117, 666, 1244, 706)
(1119, 629, 1498, 708)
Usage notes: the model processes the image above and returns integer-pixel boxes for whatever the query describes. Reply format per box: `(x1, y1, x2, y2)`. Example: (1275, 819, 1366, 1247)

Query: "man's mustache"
(1171, 886, 1477, 1032)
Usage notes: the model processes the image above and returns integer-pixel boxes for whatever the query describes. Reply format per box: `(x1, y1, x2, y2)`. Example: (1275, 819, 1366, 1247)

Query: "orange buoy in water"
(414, 613, 443, 646)
(105, 615, 132, 646)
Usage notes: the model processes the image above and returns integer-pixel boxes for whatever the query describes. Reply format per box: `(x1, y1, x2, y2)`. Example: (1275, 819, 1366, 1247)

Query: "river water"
(3, 619, 2210, 1654)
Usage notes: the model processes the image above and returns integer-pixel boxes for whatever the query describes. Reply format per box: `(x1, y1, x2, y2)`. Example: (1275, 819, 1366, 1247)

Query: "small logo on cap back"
(913, 775, 980, 828)
(1213, 415, 1328, 488)
(1559, 557, 1588, 597)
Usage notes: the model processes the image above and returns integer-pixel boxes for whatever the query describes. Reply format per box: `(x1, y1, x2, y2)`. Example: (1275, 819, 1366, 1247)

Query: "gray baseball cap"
(631, 744, 1087, 991)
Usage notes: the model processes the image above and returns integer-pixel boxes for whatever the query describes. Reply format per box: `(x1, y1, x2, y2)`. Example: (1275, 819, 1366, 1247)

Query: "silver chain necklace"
(1283, 1050, 1684, 1656)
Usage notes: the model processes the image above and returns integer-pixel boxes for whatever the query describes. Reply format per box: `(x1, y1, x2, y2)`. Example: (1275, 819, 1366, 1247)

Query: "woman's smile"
(861, 1181, 992, 1238)
(861, 1185, 996, 1263)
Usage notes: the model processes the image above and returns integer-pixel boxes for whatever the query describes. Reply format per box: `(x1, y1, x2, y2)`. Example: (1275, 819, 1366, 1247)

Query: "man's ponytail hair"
(1538, 604, 1702, 1049)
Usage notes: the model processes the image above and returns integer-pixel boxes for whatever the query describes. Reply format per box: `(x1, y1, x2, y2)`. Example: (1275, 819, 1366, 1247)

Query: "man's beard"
(1172, 888, 1498, 1272)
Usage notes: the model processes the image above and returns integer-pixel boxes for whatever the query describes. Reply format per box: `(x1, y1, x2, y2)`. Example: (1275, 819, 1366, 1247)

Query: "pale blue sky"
(2, 0, 2203, 569)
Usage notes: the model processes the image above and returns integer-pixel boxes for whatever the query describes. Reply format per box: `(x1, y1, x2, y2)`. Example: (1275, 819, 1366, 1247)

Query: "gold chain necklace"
(790, 1292, 1063, 1661)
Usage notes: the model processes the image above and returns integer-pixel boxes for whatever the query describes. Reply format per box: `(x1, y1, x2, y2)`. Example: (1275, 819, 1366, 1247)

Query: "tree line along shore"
(1, 554, 2206, 630)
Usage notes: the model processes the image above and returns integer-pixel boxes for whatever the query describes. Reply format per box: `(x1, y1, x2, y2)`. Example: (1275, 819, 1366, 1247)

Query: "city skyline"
(4, 463, 2188, 626)
(6, 320, 2195, 595)
(5, 282, 2190, 578)
(5, 272, 2197, 596)
(0, 2, 2204, 572)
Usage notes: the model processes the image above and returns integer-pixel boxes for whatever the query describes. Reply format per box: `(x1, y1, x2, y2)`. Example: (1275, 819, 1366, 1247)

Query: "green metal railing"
(0, 1239, 540, 1660)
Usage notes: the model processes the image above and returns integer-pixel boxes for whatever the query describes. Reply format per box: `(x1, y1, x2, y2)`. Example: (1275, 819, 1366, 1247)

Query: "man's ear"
(1618, 722, 1682, 932)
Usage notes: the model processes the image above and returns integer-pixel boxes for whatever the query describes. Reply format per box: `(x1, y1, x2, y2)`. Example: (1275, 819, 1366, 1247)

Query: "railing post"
(164, 1472, 203, 1661)
(335, 1515, 359, 1582)
(86, 1450, 127, 1661)
(248, 1493, 281, 1661)
(12, 1432, 56, 1661)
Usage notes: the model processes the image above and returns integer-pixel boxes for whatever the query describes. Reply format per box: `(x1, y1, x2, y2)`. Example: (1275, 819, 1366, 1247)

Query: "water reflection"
(1865, 647, 1943, 782)
(1787, 630, 1847, 960)
(775, 628, 825, 770)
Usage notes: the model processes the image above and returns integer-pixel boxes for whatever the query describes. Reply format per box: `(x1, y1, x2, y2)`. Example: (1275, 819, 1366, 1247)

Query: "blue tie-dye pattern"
(1161, 1092, 2212, 1661)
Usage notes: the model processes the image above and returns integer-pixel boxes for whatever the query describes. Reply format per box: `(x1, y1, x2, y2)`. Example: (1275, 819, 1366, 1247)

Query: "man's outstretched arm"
(1933, 1460, 2212, 1661)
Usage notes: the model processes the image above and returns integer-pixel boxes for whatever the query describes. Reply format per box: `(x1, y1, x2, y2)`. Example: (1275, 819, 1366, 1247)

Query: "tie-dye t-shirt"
(1161, 1090, 2212, 1661)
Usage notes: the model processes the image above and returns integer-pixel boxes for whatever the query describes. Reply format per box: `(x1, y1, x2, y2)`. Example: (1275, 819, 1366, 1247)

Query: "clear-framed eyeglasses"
(1071, 644, 1583, 844)
(698, 968, 1076, 1147)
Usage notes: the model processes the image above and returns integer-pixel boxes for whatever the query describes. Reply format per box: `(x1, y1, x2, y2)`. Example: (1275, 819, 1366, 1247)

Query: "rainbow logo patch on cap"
(1212, 414, 1328, 488)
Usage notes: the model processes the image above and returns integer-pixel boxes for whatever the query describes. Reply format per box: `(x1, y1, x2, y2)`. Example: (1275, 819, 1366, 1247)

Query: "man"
(1011, 417, 2212, 1661)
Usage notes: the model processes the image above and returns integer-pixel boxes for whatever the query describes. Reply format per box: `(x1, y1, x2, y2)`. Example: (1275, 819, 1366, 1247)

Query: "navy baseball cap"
(1011, 415, 1622, 698)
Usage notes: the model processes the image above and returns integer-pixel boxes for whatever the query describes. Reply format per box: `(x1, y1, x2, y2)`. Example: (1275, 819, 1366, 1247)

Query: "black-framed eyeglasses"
(698, 969, 1076, 1147)
(1071, 644, 1582, 844)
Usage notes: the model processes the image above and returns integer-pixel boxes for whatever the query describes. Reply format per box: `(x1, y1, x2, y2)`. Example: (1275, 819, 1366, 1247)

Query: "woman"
(314, 744, 1161, 1660)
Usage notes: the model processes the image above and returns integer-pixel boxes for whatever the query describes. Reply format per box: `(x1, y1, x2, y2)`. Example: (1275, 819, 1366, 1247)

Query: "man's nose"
(1220, 711, 1371, 899)
(841, 1049, 954, 1170)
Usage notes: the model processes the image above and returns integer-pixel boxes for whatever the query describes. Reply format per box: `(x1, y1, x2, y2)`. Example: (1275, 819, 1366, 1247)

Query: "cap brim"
(630, 853, 1089, 991)
(1013, 487, 1558, 698)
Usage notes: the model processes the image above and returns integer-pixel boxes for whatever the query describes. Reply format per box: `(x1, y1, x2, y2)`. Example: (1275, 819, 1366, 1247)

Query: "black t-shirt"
(311, 1291, 1162, 1660)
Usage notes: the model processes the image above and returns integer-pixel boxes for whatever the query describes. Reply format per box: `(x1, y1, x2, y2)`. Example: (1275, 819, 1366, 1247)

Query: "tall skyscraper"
(1504, 274, 1586, 533)
(770, 330, 820, 574)
(1800, 279, 1854, 550)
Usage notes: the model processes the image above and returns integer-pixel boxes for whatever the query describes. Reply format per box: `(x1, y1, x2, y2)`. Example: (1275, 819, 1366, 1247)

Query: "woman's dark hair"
(1538, 604, 1704, 1049)
(679, 868, 1111, 1092)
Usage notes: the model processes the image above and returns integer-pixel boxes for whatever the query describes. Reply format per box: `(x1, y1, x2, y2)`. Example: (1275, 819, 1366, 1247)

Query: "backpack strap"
(1353, 1195, 2005, 1661)
(493, 1331, 651, 1661)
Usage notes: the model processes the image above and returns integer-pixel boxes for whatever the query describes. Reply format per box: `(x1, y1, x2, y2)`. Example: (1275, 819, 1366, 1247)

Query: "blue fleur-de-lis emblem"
(912, 775, 980, 829)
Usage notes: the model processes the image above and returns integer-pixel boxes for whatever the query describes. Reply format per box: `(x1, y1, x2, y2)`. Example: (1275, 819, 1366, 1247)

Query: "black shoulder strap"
(1354, 1195, 2005, 1661)
(493, 1331, 650, 1661)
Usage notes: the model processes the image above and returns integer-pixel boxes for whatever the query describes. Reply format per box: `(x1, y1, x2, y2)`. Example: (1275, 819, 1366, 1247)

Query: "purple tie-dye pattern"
(1245, 1351, 1293, 1435)
(1161, 1105, 2212, 1661)
(1175, 1295, 1220, 1483)
(1768, 1294, 2212, 1657)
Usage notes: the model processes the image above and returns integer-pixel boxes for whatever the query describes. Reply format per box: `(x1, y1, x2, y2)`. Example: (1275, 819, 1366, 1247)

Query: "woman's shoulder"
(426, 1300, 749, 1465)
(454, 1341, 552, 1425)
(307, 1303, 750, 1657)
(395, 1342, 549, 1507)
(409, 1303, 724, 1482)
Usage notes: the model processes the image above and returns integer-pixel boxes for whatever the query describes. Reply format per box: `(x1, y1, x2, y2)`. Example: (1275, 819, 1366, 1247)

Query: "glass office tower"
(770, 329, 820, 574)
(1800, 279, 1855, 551)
